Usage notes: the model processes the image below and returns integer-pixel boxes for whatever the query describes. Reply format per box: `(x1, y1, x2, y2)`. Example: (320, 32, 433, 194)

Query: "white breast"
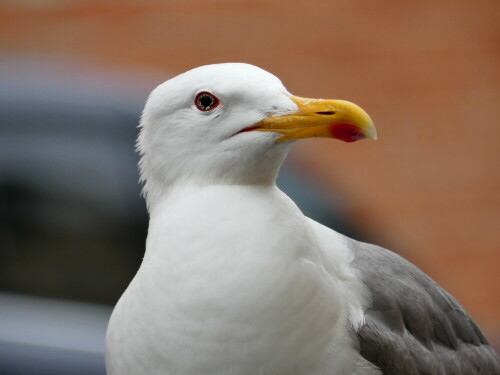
(105, 185, 369, 375)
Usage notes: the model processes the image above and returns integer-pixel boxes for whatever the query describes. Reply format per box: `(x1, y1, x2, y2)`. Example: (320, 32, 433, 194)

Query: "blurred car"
(0, 56, 363, 374)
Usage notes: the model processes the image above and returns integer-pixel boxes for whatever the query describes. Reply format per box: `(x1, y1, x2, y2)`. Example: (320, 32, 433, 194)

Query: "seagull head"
(138, 63, 376, 207)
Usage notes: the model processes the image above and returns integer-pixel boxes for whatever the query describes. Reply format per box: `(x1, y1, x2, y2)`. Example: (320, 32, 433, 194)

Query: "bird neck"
(138, 140, 292, 212)
(146, 182, 277, 219)
(142, 167, 287, 213)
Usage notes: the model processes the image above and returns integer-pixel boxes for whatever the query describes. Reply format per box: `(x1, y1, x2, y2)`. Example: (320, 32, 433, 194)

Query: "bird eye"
(195, 92, 220, 111)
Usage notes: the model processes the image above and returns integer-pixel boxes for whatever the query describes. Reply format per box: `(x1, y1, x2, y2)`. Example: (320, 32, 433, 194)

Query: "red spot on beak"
(329, 123, 365, 143)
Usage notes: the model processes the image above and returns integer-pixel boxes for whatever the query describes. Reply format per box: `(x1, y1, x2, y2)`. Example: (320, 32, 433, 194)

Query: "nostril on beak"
(316, 111, 335, 115)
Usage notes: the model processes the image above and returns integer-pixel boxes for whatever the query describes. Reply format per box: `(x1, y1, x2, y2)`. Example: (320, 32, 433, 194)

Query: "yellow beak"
(252, 96, 377, 143)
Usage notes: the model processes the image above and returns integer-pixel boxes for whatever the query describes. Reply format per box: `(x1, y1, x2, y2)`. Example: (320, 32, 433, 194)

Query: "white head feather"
(137, 63, 298, 209)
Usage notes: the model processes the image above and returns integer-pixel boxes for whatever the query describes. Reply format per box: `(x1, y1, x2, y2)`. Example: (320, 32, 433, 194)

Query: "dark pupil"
(199, 94, 214, 109)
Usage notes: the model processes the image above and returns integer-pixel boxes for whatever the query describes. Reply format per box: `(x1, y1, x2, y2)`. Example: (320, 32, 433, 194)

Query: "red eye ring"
(194, 91, 220, 111)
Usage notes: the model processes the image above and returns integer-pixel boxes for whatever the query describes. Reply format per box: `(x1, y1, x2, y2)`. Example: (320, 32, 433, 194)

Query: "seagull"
(105, 63, 499, 375)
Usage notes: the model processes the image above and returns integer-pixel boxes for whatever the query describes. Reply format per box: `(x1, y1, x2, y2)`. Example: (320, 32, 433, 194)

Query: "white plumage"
(105, 63, 376, 374)
(105, 63, 499, 375)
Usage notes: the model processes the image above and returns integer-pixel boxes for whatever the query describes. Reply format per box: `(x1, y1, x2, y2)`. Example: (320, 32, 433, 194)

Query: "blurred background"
(0, 0, 498, 373)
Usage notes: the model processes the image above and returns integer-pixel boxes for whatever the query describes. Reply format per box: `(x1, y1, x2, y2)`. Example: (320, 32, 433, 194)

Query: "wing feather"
(349, 241, 499, 375)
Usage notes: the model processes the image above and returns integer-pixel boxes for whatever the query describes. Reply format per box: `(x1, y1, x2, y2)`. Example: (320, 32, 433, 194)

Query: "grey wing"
(349, 241, 500, 375)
